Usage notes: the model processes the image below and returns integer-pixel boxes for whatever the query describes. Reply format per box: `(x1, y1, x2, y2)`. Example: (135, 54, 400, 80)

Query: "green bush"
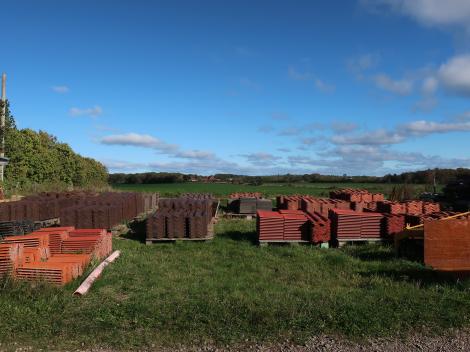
(1, 100, 108, 190)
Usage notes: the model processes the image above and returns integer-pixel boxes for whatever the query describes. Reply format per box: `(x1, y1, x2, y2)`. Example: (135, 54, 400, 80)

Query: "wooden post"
(0, 73, 6, 182)
(73, 250, 121, 296)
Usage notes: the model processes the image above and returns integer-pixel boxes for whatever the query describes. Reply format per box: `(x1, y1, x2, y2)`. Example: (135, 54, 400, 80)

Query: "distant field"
(1, 219, 469, 350)
(112, 182, 431, 198)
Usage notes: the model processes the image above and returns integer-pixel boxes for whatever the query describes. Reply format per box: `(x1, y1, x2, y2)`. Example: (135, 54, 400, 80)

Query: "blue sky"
(2, 0, 470, 176)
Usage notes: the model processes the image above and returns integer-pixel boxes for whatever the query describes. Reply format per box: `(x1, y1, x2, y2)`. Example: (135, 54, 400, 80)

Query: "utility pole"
(0, 73, 6, 182)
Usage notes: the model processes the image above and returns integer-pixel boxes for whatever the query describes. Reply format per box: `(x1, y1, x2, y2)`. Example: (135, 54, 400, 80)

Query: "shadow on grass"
(120, 219, 147, 243)
(217, 230, 258, 244)
(359, 267, 468, 287)
(343, 244, 397, 262)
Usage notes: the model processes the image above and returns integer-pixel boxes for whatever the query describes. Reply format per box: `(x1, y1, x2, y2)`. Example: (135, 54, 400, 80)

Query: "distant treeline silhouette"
(109, 168, 470, 186)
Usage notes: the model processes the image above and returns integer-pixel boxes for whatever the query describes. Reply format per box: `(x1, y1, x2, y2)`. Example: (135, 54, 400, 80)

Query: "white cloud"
(100, 132, 224, 165)
(288, 66, 334, 94)
(278, 127, 302, 136)
(454, 110, 470, 121)
(331, 121, 358, 133)
(173, 150, 216, 160)
(301, 137, 317, 146)
(373, 74, 414, 95)
(102, 160, 146, 171)
(277, 148, 291, 153)
(52, 85, 69, 94)
(100, 133, 176, 151)
(331, 129, 405, 145)
(69, 106, 103, 117)
(402, 120, 470, 135)
(288, 66, 311, 81)
(329, 116, 470, 147)
(438, 54, 470, 96)
(368, 0, 470, 27)
(347, 53, 380, 79)
(421, 76, 438, 94)
(315, 79, 336, 93)
(240, 152, 282, 167)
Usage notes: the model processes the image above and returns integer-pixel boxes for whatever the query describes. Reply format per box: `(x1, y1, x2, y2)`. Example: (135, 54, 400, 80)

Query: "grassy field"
(113, 182, 434, 198)
(1, 219, 470, 350)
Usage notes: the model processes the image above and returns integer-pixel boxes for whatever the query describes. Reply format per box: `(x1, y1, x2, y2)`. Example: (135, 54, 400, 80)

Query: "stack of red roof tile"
(330, 189, 383, 203)
(0, 191, 158, 229)
(0, 227, 112, 285)
(405, 201, 423, 216)
(301, 197, 350, 217)
(279, 210, 310, 241)
(0, 243, 23, 277)
(377, 201, 407, 214)
(329, 209, 383, 241)
(423, 202, 441, 214)
(257, 210, 311, 242)
(257, 210, 284, 241)
(305, 211, 330, 243)
(381, 214, 406, 237)
(147, 195, 215, 239)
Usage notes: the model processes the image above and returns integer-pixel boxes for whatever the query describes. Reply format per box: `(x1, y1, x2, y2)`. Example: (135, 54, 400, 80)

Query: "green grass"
(113, 182, 433, 198)
(1, 219, 469, 350)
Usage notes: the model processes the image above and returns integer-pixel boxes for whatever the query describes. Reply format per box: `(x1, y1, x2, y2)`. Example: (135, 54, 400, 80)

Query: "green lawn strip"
(112, 182, 434, 198)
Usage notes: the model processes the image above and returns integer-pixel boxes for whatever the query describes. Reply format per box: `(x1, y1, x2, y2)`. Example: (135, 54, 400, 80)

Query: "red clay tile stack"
(256, 210, 284, 241)
(279, 210, 310, 241)
(146, 195, 215, 239)
(305, 211, 331, 243)
(329, 209, 383, 241)
(0, 191, 158, 230)
(330, 189, 384, 203)
(381, 214, 406, 237)
(0, 227, 112, 285)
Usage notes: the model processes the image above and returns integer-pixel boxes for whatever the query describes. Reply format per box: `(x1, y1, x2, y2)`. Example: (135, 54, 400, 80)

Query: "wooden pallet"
(258, 239, 310, 247)
(146, 218, 216, 244)
(335, 238, 384, 247)
(35, 218, 61, 228)
(221, 213, 255, 220)
(146, 234, 214, 244)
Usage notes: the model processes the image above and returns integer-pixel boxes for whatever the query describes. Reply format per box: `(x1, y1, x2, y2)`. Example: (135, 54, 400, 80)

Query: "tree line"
(110, 168, 470, 185)
(2, 100, 108, 189)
